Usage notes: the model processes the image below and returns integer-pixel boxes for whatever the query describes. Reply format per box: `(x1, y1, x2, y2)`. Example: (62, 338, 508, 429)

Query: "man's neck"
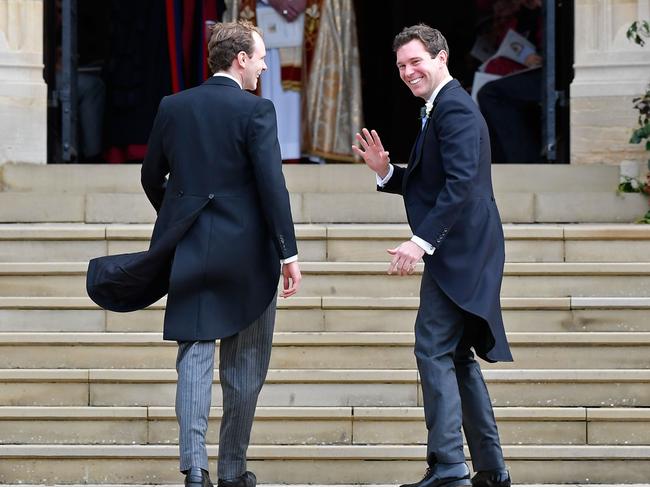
(426, 75, 454, 106)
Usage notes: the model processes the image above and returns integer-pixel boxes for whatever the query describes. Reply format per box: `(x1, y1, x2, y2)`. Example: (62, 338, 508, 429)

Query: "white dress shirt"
(376, 75, 454, 255)
(212, 73, 298, 264)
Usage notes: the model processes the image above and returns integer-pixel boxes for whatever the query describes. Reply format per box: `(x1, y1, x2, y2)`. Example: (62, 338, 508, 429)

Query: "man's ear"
(237, 51, 247, 68)
(438, 50, 449, 64)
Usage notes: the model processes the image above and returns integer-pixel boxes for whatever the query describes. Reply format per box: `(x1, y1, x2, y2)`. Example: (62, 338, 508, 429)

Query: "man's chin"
(409, 87, 426, 99)
(416, 87, 435, 100)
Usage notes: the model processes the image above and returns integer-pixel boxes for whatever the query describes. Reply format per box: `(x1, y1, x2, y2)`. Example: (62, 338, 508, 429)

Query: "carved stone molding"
(0, 0, 41, 50)
(573, 0, 650, 97)
(0, 0, 46, 165)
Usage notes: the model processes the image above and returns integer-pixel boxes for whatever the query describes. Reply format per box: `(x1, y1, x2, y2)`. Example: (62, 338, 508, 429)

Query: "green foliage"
(630, 86, 650, 134)
(623, 21, 650, 223)
(618, 177, 642, 193)
(617, 175, 647, 194)
(629, 86, 650, 160)
(629, 122, 650, 145)
(627, 20, 650, 46)
(636, 209, 650, 224)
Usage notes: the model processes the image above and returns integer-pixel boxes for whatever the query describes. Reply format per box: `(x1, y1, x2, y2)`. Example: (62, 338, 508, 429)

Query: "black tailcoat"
(87, 77, 297, 340)
(380, 80, 512, 362)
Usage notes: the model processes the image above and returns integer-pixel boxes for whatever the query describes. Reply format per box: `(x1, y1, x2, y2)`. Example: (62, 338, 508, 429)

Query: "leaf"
(636, 209, 650, 224)
(618, 179, 642, 193)
(630, 122, 650, 143)
(627, 20, 650, 46)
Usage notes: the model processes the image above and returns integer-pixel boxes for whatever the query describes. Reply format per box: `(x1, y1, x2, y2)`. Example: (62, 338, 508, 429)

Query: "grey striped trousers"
(175, 296, 277, 480)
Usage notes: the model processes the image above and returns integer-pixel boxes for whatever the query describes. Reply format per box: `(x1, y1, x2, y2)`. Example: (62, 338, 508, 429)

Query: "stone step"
(1, 297, 649, 333)
(1, 406, 647, 446)
(0, 407, 592, 445)
(0, 444, 649, 484)
(1, 224, 650, 263)
(0, 163, 625, 194)
(322, 224, 650, 263)
(1, 261, 649, 297)
(316, 297, 650, 333)
(0, 223, 328, 262)
(1, 164, 646, 224)
(0, 193, 86, 223)
(2, 190, 646, 224)
(0, 369, 648, 408)
(1, 164, 145, 194)
(0, 332, 648, 370)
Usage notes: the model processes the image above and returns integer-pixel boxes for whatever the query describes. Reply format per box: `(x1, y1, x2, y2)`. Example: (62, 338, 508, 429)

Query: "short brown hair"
(207, 20, 262, 73)
(393, 24, 449, 61)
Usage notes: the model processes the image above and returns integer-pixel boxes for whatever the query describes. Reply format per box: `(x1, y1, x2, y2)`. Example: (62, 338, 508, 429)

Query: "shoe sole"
(441, 479, 472, 487)
(471, 482, 511, 487)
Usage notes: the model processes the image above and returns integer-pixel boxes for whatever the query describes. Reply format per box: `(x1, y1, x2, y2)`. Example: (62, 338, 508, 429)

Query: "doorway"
(354, 0, 573, 164)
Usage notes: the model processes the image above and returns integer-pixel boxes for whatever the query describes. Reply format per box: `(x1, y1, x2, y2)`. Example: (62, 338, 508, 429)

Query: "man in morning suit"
(352, 24, 513, 487)
(141, 21, 301, 487)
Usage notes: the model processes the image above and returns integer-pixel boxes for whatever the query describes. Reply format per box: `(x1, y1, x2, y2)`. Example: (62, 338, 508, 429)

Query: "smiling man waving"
(353, 24, 513, 487)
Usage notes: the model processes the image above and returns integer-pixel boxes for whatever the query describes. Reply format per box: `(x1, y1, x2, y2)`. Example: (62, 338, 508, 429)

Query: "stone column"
(0, 0, 46, 165)
(572, 0, 650, 165)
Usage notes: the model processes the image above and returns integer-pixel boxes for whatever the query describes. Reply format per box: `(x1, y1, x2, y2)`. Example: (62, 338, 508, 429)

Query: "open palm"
(352, 128, 390, 177)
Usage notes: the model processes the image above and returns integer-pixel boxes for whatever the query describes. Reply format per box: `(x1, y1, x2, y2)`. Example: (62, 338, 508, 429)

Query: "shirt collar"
(213, 72, 243, 89)
(425, 76, 454, 113)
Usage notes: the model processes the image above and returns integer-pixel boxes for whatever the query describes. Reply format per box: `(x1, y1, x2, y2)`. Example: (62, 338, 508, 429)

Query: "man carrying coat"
(352, 24, 513, 487)
(138, 20, 299, 487)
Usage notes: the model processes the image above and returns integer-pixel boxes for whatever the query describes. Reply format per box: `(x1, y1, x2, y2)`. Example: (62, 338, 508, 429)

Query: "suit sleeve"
(377, 164, 406, 195)
(141, 97, 170, 213)
(414, 99, 481, 248)
(247, 98, 298, 260)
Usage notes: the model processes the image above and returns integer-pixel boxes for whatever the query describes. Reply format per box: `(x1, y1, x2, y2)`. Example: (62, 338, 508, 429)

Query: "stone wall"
(0, 0, 46, 165)
(572, 0, 650, 166)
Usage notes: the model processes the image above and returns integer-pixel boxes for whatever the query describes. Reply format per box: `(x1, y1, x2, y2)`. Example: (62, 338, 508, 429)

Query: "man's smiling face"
(396, 39, 446, 101)
(242, 31, 267, 91)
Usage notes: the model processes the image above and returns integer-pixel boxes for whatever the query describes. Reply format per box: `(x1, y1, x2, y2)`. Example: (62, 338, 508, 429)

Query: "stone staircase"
(0, 164, 649, 484)
(0, 163, 648, 224)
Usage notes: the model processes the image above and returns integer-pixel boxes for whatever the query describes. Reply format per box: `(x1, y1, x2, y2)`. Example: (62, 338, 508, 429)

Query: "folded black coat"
(86, 196, 209, 313)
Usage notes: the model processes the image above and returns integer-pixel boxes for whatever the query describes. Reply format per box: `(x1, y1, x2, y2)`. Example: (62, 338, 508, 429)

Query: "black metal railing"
(59, 0, 78, 162)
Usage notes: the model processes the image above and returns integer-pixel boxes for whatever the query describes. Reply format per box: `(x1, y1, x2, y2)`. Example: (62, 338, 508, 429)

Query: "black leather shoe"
(217, 471, 256, 487)
(471, 470, 511, 487)
(184, 467, 213, 487)
(400, 468, 472, 487)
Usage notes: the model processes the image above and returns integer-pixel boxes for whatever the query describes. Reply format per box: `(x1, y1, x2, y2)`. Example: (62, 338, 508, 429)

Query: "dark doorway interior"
(354, 0, 573, 164)
(45, 0, 572, 164)
(45, 0, 225, 164)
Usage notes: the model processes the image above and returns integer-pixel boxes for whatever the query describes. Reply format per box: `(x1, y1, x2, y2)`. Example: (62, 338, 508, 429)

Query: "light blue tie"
(415, 108, 428, 155)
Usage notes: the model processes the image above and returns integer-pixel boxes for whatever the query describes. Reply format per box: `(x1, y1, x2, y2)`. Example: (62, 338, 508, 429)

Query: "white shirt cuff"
(375, 164, 394, 187)
(282, 254, 298, 264)
(411, 236, 435, 255)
